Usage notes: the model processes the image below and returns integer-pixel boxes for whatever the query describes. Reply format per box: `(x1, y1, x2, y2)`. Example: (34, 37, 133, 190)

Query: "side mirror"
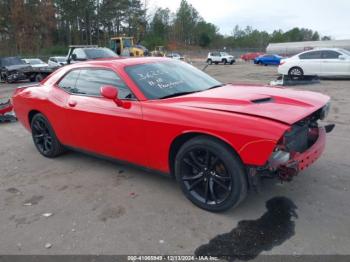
(71, 54, 77, 60)
(100, 85, 123, 107)
(339, 55, 346, 60)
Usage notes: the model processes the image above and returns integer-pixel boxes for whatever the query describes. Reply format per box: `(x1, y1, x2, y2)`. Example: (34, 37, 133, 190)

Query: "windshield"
(339, 49, 350, 56)
(125, 60, 222, 100)
(1, 57, 26, 66)
(56, 57, 67, 62)
(85, 48, 118, 59)
(28, 59, 45, 65)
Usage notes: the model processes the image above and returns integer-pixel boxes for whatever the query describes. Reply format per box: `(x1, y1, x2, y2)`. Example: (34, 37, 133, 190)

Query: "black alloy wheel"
(31, 113, 65, 157)
(175, 136, 247, 212)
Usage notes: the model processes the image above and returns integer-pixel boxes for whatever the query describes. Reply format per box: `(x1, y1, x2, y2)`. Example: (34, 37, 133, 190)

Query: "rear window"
(0, 57, 26, 66)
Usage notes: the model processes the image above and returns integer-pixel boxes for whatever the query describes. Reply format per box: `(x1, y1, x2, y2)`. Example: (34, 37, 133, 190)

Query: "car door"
(262, 55, 271, 65)
(298, 51, 322, 76)
(272, 56, 281, 65)
(321, 50, 347, 76)
(212, 52, 220, 62)
(59, 68, 147, 167)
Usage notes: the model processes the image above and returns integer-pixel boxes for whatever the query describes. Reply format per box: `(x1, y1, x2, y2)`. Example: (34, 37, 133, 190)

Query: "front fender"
(238, 139, 278, 166)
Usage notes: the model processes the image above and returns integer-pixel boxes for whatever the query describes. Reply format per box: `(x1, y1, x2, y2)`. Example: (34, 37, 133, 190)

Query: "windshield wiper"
(207, 83, 225, 90)
(159, 91, 200, 99)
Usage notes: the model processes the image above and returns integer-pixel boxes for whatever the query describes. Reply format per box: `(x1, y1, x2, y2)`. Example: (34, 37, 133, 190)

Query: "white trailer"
(267, 40, 350, 57)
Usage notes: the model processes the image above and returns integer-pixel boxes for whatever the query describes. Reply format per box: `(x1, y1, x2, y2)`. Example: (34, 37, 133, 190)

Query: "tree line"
(0, 0, 331, 55)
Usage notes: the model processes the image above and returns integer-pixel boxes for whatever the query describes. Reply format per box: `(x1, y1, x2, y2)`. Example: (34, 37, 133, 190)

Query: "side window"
(74, 69, 133, 99)
(299, 51, 322, 60)
(322, 51, 341, 59)
(57, 70, 80, 93)
(72, 49, 87, 59)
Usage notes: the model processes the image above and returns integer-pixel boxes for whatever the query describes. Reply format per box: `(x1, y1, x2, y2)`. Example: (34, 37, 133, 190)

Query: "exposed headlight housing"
(320, 101, 331, 120)
(268, 150, 290, 169)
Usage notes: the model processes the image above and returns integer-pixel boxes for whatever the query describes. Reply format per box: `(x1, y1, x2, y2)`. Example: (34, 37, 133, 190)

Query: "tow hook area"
(277, 161, 298, 181)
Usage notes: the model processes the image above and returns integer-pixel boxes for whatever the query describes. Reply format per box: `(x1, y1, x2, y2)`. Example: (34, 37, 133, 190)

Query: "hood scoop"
(251, 97, 273, 104)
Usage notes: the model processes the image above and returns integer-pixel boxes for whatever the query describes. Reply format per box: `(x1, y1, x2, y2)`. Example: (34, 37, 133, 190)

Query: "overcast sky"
(148, 0, 350, 39)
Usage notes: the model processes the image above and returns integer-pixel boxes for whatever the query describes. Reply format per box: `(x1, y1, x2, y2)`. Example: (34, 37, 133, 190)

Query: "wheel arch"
(288, 66, 304, 75)
(168, 131, 244, 177)
(28, 110, 41, 128)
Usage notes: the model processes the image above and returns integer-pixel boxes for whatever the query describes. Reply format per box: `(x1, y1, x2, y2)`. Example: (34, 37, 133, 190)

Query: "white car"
(48, 56, 67, 67)
(278, 48, 350, 78)
(166, 52, 184, 60)
(207, 52, 235, 65)
(22, 58, 49, 69)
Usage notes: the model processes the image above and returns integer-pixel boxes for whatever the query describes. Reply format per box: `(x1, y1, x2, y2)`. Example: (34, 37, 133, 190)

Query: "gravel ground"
(0, 61, 349, 256)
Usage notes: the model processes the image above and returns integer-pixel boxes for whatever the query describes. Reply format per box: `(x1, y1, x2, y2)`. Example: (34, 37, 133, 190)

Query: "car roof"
(296, 48, 344, 56)
(73, 57, 172, 68)
(303, 48, 343, 52)
(313, 47, 342, 50)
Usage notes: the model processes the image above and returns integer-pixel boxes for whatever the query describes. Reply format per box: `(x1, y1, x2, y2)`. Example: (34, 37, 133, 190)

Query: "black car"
(0, 57, 32, 83)
(67, 45, 118, 64)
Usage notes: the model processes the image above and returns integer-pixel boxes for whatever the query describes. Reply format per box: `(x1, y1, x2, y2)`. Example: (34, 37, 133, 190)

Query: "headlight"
(320, 101, 331, 120)
(268, 150, 290, 169)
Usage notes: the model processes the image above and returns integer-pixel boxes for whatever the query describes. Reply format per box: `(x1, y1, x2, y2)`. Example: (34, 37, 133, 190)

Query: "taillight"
(279, 61, 286, 66)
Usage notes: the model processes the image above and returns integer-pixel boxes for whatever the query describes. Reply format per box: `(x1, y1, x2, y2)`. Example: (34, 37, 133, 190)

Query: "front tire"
(223, 59, 227, 65)
(175, 136, 247, 212)
(288, 67, 304, 80)
(207, 59, 212, 65)
(35, 74, 44, 82)
(31, 113, 65, 158)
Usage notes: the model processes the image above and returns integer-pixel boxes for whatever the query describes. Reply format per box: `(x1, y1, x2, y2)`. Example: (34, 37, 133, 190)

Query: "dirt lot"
(0, 61, 349, 256)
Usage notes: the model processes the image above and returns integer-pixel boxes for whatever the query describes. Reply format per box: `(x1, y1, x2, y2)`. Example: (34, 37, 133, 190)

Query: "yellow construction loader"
(110, 36, 148, 57)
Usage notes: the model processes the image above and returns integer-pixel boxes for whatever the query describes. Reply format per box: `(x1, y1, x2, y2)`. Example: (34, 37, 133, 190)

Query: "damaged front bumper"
(277, 126, 330, 180)
(250, 124, 335, 185)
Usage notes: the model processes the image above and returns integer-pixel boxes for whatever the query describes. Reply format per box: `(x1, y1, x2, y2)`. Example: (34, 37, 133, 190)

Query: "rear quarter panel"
(12, 84, 71, 144)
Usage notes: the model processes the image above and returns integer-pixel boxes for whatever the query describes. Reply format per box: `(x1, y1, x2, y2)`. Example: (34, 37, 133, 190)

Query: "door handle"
(68, 100, 77, 107)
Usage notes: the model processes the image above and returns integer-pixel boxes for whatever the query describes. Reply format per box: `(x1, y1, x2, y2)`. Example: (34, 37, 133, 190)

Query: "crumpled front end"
(250, 103, 334, 183)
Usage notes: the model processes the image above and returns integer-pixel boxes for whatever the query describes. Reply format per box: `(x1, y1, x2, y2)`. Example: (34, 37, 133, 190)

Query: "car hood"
(162, 84, 329, 125)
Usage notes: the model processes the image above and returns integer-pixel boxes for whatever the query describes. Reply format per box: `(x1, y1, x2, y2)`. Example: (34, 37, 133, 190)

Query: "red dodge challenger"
(12, 57, 334, 212)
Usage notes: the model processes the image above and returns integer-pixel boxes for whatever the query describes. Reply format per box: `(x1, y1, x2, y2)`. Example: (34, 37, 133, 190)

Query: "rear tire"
(31, 113, 65, 158)
(175, 136, 247, 212)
